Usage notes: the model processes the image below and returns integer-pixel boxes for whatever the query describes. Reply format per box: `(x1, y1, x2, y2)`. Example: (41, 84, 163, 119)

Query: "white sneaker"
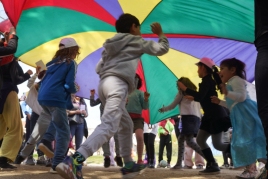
(49, 168, 57, 174)
(25, 156, 35, 165)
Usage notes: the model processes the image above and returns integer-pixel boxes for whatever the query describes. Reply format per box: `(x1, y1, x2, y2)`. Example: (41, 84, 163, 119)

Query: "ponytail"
(212, 66, 223, 94)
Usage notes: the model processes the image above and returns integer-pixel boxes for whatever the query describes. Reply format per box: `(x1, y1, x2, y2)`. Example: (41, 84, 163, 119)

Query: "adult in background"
(254, 0, 268, 178)
(0, 27, 33, 170)
(67, 94, 88, 150)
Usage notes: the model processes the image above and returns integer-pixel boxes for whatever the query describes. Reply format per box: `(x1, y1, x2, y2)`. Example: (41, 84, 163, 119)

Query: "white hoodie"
(96, 33, 169, 93)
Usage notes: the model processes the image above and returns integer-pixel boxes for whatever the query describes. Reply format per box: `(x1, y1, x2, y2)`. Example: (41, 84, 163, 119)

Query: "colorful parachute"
(1, 0, 256, 124)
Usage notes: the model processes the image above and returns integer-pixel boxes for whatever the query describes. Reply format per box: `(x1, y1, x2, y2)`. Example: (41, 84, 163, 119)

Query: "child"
(159, 77, 204, 169)
(178, 57, 232, 174)
(157, 118, 174, 168)
(126, 73, 150, 165)
(143, 123, 158, 168)
(67, 94, 88, 149)
(56, 13, 169, 179)
(211, 58, 266, 178)
(14, 39, 79, 173)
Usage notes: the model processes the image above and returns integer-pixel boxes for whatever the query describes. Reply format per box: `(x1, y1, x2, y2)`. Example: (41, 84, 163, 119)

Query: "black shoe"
(38, 139, 54, 158)
(199, 162, 220, 175)
(104, 157, 110, 168)
(0, 157, 17, 170)
(45, 158, 52, 167)
(14, 155, 25, 164)
(114, 156, 123, 167)
(149, 163, 155, 168)
(148, 159, 155, 168)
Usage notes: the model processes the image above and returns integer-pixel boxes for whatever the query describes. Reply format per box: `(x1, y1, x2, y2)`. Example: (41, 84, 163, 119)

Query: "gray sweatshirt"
(96, 33, 169, 93)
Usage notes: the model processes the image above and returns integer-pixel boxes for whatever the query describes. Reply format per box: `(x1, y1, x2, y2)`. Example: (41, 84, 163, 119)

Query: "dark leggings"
(196, 129, 229, 151)
(176, 134, 204, 166)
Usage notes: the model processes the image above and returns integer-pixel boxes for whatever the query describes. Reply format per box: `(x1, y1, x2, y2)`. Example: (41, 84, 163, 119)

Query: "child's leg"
(42, 106, 69, 169)
(193, 137, 205, 167)
(174, 135, 185, 167)
(76, 76, 130, 161)
(19, 110, 51, 159)
(184, 141, 194, 167)
(148, 133, 156, 165)
(211, 133, 229, 153)
(196, 130, 213, 162)
(114, 132, 120, 157)
(158, 136, 165, 164)
(166, 135, 172, 165)
(117, 108, 134, 164)
(135, 127, 144, 164)
(109, 137, 115, 165)
(197, 130, 220, 174)
(102, 141, 111, 157)
(185, 135, 204, 158)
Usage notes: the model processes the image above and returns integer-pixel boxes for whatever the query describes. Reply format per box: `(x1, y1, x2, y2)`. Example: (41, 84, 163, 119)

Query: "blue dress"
(225, 77, 266, 167)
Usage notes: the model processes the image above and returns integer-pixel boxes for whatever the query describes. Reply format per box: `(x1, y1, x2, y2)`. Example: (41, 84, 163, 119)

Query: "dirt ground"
(0, 164, 244, 179)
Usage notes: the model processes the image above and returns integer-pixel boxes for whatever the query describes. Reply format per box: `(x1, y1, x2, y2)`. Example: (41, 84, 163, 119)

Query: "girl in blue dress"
(211, 58, 266, 179)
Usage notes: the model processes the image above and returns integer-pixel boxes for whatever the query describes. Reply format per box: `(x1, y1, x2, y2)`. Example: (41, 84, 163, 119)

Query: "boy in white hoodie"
(56, 13, 169, 179)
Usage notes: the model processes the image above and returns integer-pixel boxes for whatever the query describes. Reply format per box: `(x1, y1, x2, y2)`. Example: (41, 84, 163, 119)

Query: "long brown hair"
(53, 45, 80, 63)
(178, 77, 197, 95)
(179, 77, 197, 91)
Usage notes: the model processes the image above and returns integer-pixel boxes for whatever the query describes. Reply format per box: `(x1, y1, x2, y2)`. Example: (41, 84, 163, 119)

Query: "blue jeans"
(255, 32, 268, 169)
(41, 106, 70, 168)
(69, 121, 84, 149)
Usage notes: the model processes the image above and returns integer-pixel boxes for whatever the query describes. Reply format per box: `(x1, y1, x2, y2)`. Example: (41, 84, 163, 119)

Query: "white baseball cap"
(195, 57, 215, 69)
(59, 38, 79, 49)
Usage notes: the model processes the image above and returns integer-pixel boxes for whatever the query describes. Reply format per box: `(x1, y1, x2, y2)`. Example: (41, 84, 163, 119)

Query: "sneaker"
(45, 158, 52, 167)
(56, 156, 83, 179)
(38, 139, 54, 158)
(115, 156, 123, 167)
(199, 162, 220, 175)
(0, 157, 17, 170)
(196, 165, 203, 169)
(255, 166, 267, 179)
(104, 156, 110, 168)
(171, 165, 183, 170)
(0, 162, 17, 170)
(25, 156, 35, 165)
(148, 162, 155, 169)
(167, 163, 171, 168)
(13, 155, 26, 164)
(121, 161, 146, 179)
(236, 169, 257, 179)
(183, 165, 193, 169)
(49, 168, 57, 174)
(220, 164, 230, 169)
(229, 165, 235, 169)
(36, 155, 46, 166)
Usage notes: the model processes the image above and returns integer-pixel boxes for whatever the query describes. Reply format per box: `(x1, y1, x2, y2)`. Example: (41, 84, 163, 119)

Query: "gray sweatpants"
(77, 76, 133, 163)
(102, 132, 120, 157)
(20, 110, 51, 158)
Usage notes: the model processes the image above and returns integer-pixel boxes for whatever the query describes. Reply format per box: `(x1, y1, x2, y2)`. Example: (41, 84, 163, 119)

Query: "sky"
(0, 3, 101, 129)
